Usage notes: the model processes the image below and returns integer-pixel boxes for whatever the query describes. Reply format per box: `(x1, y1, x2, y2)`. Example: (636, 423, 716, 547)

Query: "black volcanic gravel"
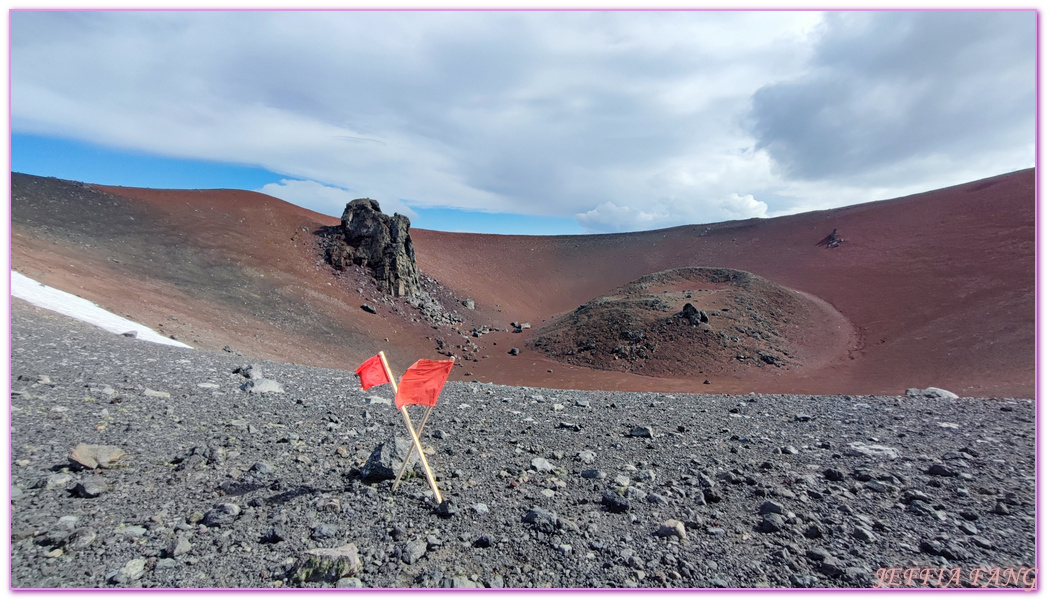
(9, 300, 1036, 589)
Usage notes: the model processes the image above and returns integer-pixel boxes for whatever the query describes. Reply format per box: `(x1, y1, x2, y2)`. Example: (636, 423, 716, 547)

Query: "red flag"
(355, 354, 391, 390)
(395, 359, 455, 409)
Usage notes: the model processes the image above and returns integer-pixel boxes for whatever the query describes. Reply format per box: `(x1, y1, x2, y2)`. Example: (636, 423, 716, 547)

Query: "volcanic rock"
(327, 198, 421, 298)
(360, 437, 420, 481)
(293, 544, 361, 583)
(678, 303, 709, 325)
(906, 387, 960, 400)
(70, 444, 125, 469)
(71, 477, 109, 498)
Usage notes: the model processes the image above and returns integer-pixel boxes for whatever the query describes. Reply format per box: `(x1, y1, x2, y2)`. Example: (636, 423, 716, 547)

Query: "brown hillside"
(529, 267, 855, 381)
(10, 169, 1035, 397)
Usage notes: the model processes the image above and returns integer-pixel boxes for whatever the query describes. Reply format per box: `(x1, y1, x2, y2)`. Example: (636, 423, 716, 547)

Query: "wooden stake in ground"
(378, 351, 443, 504)
(391, 404, 434, 491)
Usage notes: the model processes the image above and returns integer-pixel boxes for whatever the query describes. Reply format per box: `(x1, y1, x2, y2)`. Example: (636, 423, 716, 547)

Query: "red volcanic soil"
(10, 169, 1035, 397)
(527, 267, 856, 383)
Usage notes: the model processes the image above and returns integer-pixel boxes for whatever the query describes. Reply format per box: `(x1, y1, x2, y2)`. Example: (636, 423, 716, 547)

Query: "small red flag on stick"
(355, 354, 391, 390)
(395, 359, 455, 409)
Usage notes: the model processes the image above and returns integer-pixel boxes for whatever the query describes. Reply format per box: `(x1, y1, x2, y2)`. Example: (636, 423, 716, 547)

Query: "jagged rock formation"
(326, 199, 421, 298)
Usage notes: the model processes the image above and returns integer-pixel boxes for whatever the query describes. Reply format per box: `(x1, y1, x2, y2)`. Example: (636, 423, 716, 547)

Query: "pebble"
(531, 457, 555, 472)
(71, 476, 108, 498)
(66, 528, 97, 550)
(852, 527, 875, 542)
(759, 513, 785, 533)
(39, 473, 73, 490)
(628, 426, 654, 438)
(906, 387, 959, 400)
(435, 500, 458, 519)
(919, 539, 943, 555)
(806, 547, 832, 561)
(927, 463, 958, 477)
(294, 544, 361, 583)
(655, 520, 687, 540)
(202, 503, 241, 527)
(311, 523, 339, 540)
(335, 577, 365, 588)
(115, 525, 147, 538)
(601, 491, 630, 513)
(864, 480, 887, 493)
(261, 526, 286, 544)
(70, 444, 126, 469)
(108, 558, 147, 584)
(971, 536, 995, 549)
(759, 500, 785, 515)
(167, 536, 192, 557)
(844, 442, 900, 459)
(402, 539, 427, 564)
(522, 507, 559, 533)
(242, 378, 285, 394)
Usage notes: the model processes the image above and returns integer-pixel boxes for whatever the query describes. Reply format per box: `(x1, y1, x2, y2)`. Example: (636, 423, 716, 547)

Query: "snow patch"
(11, 271, 192, 349)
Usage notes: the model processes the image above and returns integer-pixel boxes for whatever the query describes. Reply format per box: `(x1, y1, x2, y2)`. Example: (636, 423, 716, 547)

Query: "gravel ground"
(9, 300, 1037, 590)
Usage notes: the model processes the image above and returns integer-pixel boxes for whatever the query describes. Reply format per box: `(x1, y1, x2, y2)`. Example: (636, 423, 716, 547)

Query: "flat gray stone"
(242, 378, 285, 394)
(294, 544, 361, 583)
(109, 558, 147, 583)
(70, 444, 125, 469)
(655, 519, 687, 540)
(905, 387, 959, 400)
(531, 457, 555, 472)
(72, 476, 108, 498)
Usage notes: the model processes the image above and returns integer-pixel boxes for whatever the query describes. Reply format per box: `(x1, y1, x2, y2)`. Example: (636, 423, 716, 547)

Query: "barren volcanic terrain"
(10, 169, 1035, 397)
(530, 267, 853, 380)
(8, 300, 1037, 589)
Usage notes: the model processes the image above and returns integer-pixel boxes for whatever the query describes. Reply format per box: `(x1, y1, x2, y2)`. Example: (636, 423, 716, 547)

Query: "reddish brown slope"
(412, 169, 1035, 397)
(11, 169, 1035, 397)
(11, 175, 441, 372)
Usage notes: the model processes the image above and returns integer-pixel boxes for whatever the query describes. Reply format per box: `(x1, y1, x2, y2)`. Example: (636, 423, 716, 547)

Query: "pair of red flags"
(356, 354, 454, 408)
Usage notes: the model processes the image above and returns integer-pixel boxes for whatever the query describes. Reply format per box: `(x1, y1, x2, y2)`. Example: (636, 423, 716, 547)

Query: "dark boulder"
(327, 198, 421, 298)
(677, 303, 708, 325)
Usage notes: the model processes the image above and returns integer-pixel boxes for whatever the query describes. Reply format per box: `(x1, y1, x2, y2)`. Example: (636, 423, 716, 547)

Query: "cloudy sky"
(10, 10, 1036, 234)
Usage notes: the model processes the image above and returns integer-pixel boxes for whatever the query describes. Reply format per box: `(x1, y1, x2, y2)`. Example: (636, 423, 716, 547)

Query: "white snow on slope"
(11, 271, 193, 349)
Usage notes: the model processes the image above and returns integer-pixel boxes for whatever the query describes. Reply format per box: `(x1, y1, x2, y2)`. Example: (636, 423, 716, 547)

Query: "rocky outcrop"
(326, 199, 421, 298)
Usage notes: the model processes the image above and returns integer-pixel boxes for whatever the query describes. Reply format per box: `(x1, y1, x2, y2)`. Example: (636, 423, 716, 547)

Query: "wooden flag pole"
(378, 351, 443, 504)
(391, 404, 434, 491)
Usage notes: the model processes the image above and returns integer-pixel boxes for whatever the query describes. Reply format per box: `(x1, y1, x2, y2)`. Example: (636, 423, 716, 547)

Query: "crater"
(529, 267, 854, 379)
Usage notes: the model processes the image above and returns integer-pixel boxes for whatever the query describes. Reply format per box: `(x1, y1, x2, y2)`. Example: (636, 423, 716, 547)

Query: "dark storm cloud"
(746, 11, 1035, 182)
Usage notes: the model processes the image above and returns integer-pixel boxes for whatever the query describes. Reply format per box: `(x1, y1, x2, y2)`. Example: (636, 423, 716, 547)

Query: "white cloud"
(258, 179, 418, 222)
(10, 10, 1035, 233)
(576, 192, 768, 233)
